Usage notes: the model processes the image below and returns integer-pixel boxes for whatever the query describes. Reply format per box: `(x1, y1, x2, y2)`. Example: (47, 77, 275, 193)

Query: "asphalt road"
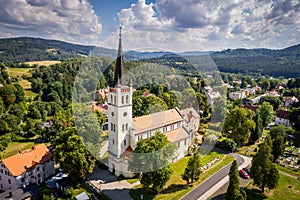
(180, 153, 245, 200)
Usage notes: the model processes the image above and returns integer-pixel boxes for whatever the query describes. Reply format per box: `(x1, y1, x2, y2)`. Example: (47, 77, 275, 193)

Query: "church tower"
(107, 27, 134, 176)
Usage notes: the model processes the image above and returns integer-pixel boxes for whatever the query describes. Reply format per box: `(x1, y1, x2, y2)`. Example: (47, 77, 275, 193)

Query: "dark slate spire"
(113, 26, 125, 86)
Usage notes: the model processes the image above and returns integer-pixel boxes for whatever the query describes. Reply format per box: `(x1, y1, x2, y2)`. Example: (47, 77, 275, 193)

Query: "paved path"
(99, 141, 108, 159)
(180, 154, 252, 200)
(87, 166, 139, 200)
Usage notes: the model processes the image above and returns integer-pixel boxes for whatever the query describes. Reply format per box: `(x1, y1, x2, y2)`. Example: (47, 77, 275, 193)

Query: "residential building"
(283, 96, 299, 107)
(0, 143, 54, 191)
(229, 91, 246, 100)
(107, 28, 197, 177)
(275, 110, 290, 127)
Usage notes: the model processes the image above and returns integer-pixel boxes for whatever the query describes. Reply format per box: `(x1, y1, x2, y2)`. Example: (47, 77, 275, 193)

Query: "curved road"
(180, 153, 248, 200)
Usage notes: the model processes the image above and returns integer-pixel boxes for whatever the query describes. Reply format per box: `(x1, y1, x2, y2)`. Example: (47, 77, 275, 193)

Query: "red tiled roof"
(1, 143, 52, 176)
(121, 146, 133, 159)
(276, 110, 289, 119)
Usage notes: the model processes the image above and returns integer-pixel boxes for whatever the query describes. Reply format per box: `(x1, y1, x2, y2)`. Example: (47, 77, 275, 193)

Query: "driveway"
(87, 166, 140, 200)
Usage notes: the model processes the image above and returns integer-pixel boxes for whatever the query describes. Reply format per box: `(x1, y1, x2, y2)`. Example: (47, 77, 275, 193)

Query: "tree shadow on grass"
(245, 188, 267, 200)
(129, 187, 155, 200)
(160, 184, 190, 194)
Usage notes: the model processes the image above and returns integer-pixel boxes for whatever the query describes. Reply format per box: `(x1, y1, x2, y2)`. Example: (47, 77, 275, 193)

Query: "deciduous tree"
(129, 132, 176, 193)
(53, 129, 95, 181)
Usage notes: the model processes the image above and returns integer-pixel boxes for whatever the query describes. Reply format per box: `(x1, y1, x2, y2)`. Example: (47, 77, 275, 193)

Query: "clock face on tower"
(123, 112, 127, 117)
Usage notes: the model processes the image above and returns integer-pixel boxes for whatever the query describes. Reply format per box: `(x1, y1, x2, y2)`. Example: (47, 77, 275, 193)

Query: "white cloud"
(0, 0, 102, 45)
(116, 0, 300, 51)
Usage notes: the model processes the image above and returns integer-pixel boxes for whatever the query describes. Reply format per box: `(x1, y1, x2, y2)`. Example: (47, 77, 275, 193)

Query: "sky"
(0, 0, 299, 52)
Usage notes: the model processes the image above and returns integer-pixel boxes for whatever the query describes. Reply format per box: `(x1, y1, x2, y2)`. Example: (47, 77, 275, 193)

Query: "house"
(266, 90, 280, 97)
(241, 88, 256, 96)
(275, 110, 290, 127)
(0, 143, 54, 191)
(0, 183, 41, 200)
(202, 86, 221, 105)
(250, 94, 266, 104)
(107, 27, 198, 177)
(283, 96, 298, 107)
(229, 91, 246, 100)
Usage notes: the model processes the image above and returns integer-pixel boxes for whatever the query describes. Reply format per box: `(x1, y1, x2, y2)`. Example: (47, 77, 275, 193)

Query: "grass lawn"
(2, 141, 36, 159)
(130, 152, 234, 200)
(276, 165, 300, 177)
(25, 60, 61, 66)
(7, 67, 33, 77)
(246, 174, 300, 200)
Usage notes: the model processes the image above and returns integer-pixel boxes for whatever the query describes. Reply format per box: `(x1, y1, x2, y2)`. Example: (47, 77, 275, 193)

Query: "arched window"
(126, 123, 128, 130)
(114, 96, 116, 104)
(110, 95, 112, 103)
(122, 124, 125, 131)
(126, 95, 129, 104)
(124, 140, 126, 146)
(121, 96, 124, 104)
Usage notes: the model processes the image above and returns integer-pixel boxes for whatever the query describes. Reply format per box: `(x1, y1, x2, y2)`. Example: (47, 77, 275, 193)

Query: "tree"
(225, 160, 246, 200)
(251, 140, 279, 192)
(223, 107, 256, 145)
(272, 135, 285, 162)
(250, 112, 263, 144)
(289, 107, 300, 131)
(257, 102, 274, 128)
(128, 132, 177, 193)
(182, 149, 202, 184)
(53, 129, 95, 181)
(260, 95, 281, 110)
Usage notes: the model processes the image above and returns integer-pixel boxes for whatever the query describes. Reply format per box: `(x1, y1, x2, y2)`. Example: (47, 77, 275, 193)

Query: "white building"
(0, 144, 54, 191)
(229, 91, 246, 100)
(283, 96, 298, 107)
(107, 28, 197, 177)
(275, 110, 291, 127)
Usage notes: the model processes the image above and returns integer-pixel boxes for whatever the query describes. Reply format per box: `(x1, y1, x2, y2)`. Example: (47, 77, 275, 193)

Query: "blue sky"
(0, 0, 299, 51)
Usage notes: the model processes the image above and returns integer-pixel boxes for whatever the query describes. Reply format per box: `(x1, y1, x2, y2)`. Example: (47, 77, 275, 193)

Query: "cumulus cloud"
(117, 0, 300, 51)
(0, 0, 102, 45)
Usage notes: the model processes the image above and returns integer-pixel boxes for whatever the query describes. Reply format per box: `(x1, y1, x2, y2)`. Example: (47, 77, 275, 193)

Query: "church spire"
(113, 26, 125, 86)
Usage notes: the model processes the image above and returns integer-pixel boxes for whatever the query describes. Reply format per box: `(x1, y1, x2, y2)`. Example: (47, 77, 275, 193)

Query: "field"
(6, 67, 38, 99)
(7, 67, 33, 78)
(129, 152, 234, 200)
(25, 60, 61, 66)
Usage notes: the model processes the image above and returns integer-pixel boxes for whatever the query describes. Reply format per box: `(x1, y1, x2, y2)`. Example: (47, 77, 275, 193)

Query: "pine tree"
(182, 152, 202, 184)
(225, 160, 246, 200)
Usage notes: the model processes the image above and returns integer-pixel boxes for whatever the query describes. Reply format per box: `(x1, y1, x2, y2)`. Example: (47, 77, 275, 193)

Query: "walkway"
(87, 166, 139, 200)
(180, 154, 252, 200)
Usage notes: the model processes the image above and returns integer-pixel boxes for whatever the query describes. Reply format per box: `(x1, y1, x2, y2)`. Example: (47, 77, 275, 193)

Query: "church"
(107, 27, 199, 177)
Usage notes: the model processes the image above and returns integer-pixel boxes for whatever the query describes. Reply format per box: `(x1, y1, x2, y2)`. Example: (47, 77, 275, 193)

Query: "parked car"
(243, 167, 250, 175)
(239, 169, 250, 179)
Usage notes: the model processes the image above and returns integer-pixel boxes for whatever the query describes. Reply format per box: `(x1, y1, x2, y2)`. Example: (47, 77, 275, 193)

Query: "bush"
(216, 138, 237, 152)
